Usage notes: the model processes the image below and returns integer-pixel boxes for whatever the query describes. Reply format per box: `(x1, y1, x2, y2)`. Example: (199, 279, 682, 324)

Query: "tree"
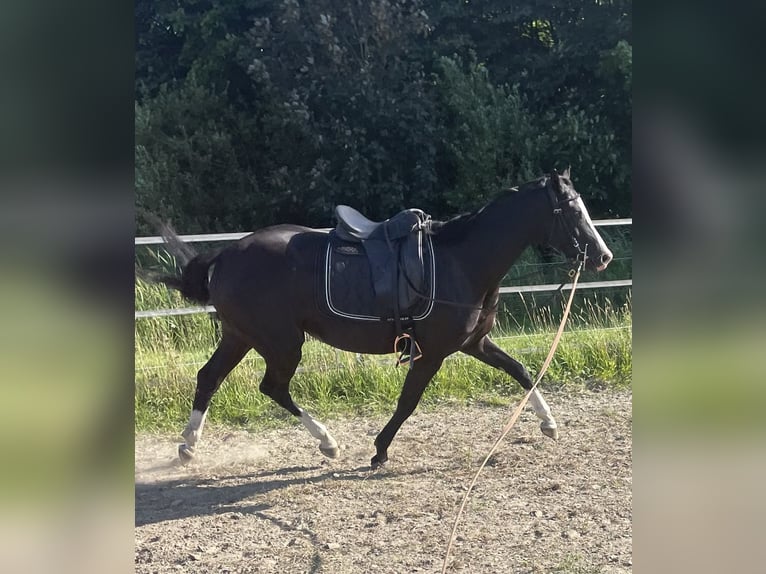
(427, 0, 632, 215)
(237, 0, 442, 222)
(135, 0, 632, 232)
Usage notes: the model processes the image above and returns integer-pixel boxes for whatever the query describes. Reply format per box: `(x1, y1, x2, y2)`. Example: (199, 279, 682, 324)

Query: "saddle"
(330, 205, 433, 365)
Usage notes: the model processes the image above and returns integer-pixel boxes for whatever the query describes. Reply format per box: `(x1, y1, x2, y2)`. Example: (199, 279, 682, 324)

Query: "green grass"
(135, 281, 631, 432)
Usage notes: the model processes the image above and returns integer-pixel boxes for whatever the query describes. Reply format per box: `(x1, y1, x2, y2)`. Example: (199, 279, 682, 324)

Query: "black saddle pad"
(320, 234, 436, 321)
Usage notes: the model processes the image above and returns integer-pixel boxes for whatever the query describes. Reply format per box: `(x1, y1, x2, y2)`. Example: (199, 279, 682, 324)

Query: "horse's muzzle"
(593, 250, 613, 272)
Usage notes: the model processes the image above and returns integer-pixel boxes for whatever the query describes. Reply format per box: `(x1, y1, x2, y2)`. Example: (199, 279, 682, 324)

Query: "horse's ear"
(562, 166, 571, 179)
(549, 169, 561, 189)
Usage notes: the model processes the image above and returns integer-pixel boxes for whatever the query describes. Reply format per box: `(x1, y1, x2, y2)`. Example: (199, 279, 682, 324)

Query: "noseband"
(546, 182, 588, 263)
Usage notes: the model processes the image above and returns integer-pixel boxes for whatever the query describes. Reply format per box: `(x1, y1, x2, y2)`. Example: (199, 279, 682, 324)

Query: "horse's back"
(208, 224, 326, 318)
(233, 224, 326, 250)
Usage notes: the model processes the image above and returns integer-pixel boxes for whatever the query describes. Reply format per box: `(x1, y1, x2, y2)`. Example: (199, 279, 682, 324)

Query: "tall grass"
(135, 287, 631, 432)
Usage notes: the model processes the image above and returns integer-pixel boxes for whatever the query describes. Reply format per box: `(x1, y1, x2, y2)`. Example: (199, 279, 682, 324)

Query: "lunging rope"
(441, 260, 584, 573)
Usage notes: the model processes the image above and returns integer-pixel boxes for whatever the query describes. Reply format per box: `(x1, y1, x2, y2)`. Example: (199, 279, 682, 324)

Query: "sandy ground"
(136, 390, 632, 573)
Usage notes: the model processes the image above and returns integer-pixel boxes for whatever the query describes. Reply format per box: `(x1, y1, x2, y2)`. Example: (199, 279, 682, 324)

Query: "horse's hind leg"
(462, 336, 558, 439)
(258, 342, 340, 459)
(179, 332, 249, 462)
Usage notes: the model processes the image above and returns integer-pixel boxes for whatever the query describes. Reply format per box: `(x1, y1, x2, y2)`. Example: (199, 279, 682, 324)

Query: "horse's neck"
(450, 190, 548, 294)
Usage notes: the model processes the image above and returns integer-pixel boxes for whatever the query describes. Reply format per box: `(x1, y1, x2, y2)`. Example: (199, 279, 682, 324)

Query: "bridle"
(545, 179, 589, 265)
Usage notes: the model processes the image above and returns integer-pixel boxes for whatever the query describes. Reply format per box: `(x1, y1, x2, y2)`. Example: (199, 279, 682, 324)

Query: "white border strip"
(591, 218, 632, 227)
(499, 279, 632, 294)
(135, 305, 216, 319)
(135, 232, 251, 245)
(135, 279, 632, 319)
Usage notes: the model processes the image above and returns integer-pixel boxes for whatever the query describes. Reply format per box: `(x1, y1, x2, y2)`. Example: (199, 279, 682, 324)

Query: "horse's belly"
(303, 320, 396, 355)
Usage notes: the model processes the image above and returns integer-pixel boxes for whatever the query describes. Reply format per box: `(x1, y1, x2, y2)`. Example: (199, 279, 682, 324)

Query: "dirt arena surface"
(136, 390, 631, 573)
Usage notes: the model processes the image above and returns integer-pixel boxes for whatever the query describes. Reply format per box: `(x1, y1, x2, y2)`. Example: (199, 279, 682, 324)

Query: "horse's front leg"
(372, 356, 444, 469)
(462, 336, 558, 439)
(179, 334, 249, 463)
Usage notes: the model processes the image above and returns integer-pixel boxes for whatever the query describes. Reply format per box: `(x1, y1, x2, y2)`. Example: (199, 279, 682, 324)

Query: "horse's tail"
(139, 214, 220, 305)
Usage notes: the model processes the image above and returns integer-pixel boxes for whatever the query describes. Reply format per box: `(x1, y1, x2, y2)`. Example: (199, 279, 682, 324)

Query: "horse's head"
(544, 168, 613, 272)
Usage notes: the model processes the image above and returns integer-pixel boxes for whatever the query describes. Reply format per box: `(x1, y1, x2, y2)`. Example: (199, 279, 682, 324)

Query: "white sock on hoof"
(300, 410, 338, 450)
(529, 389, 557, 428)
(182, 409, 208, 447)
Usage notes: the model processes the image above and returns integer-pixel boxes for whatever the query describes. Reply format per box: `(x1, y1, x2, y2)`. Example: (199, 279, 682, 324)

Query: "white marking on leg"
(529, 389, 557, 430)
(181, 409, 208, 448)
(300, 410, 338, 451)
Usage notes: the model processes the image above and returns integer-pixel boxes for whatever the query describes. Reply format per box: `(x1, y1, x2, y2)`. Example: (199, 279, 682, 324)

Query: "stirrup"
(394, 332, 423, 366)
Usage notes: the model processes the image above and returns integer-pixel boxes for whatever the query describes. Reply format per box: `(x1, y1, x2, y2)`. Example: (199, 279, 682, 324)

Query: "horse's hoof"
(370, 454, 387, 470)
(178, 443, 195, 464)
(540, 424, 559, 440)
(320, 445, 340, 459)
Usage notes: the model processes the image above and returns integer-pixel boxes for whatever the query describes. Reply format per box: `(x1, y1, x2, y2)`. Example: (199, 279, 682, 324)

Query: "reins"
(440, 253, 585, 574)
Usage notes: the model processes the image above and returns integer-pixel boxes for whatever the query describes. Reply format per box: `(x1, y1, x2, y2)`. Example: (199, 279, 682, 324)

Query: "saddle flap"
(323, 232, 435, 322)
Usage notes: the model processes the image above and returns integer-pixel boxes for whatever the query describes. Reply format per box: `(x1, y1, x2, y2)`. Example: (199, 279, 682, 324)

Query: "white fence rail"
(135, 219, 631, 245)
(135, 218, 631, 319)
(134, 279, 633, 319)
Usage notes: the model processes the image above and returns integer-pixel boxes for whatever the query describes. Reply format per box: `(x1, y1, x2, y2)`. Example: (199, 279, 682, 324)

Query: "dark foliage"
(135, 0, 631, 234)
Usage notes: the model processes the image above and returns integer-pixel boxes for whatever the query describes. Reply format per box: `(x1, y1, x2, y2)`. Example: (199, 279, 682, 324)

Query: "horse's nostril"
(601, 252, 613, 265)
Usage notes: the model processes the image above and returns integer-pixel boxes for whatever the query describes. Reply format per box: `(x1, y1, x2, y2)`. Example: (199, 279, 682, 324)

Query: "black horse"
(148, 169, 613, 468)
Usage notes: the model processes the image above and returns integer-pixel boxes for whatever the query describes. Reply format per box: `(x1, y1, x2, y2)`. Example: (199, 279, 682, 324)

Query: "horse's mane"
(427, 209, 484, 241)
(428, 178, 546, 241)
